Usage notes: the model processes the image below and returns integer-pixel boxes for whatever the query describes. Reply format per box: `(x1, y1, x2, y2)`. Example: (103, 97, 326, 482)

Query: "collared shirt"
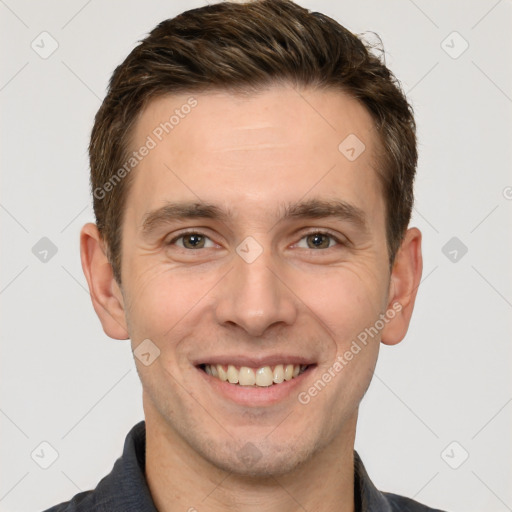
(43, 421, 446, 512)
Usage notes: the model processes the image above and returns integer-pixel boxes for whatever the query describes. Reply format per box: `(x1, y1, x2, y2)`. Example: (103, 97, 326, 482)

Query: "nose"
(214, 246, 297, 337)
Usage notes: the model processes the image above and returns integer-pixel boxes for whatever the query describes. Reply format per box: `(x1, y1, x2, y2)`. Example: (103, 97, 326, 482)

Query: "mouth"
(194, 356, 317, 406)
(198, 363, 310, 387)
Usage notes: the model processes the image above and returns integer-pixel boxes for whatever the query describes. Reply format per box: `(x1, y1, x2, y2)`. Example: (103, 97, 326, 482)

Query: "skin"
(80, 84, 422, 512)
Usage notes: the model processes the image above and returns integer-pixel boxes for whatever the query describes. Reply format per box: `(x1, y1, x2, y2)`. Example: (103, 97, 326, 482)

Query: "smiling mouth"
(199, 363, 310, 387)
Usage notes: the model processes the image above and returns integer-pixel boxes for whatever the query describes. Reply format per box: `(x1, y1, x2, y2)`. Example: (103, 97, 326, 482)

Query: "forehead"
(125, 85, 384, 229)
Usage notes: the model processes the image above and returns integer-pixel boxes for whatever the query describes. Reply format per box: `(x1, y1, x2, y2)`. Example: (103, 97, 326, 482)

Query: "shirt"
(43, 421, 446, 512)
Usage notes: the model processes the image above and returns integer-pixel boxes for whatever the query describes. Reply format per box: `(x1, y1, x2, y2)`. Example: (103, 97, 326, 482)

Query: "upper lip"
(193, 354, 316, 368)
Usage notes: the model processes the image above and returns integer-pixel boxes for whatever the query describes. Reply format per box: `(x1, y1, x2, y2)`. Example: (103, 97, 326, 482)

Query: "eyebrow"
(140, 198, 369, 237)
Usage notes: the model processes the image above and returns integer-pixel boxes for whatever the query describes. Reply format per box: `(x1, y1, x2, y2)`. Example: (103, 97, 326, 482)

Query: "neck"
(144, 406, 357, 512)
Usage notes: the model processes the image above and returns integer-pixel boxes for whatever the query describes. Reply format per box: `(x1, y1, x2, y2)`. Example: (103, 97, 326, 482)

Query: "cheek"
(124, 260, 220, 341)
(299, 264, 388, 344)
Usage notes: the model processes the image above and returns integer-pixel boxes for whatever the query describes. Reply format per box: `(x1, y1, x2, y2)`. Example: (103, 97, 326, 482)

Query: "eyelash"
(167, 229, 345, 250)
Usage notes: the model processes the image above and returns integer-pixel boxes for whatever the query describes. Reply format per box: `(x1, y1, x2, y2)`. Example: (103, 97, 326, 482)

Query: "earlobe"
(381, 227, 423, 346)
(80, 222, 129, 340)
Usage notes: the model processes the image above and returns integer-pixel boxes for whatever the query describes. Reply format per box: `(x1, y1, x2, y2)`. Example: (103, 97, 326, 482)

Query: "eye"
(168, 231, 216, 249)
(167, 230, 344, 251)
(296, 231, 342, 250)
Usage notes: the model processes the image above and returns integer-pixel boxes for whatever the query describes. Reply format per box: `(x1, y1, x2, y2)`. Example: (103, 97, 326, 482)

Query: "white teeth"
(255, 366, 273, 387)
(203, 363, 308, 386)
(217, 364, 228, 381)
(238, 367, 256, 386)
(227, 364, 239, 384)
(273, 364, 284, 384)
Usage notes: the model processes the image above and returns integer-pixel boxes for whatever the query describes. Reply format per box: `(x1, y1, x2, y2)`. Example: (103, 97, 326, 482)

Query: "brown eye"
(306, 233, 332, 249)
(296, 232, 340, 250)
(182, 234, 205, 249)
(169, 232, 214, 249)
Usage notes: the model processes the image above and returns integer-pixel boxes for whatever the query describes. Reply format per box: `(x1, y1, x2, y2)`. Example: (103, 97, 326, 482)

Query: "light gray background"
(1, 1, 511, 511)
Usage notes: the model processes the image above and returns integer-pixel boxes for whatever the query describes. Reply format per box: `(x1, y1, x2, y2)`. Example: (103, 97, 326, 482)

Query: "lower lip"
(197, 366, 316, 407)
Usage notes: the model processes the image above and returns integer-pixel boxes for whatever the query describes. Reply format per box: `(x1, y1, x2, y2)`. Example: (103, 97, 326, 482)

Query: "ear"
(80, 222, 129, 340)
(381, 227, 423, 346)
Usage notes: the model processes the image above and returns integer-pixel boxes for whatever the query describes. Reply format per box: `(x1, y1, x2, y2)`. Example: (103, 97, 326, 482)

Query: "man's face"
(119, 85, 392, 475)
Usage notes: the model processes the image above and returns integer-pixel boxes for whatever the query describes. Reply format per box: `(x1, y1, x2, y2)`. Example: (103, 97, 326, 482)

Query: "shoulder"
(354, 450, 448, 512)
(383, 491, 447, 512)
(41, 490, 106, 512)
(40, 421, 149, 512)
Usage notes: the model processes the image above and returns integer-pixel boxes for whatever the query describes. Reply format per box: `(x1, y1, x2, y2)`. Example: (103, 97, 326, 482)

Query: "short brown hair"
(90, 0, 417, 285)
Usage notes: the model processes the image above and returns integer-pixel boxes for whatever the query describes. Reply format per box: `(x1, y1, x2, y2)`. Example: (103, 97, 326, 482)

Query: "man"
(45, 0, 445, 510)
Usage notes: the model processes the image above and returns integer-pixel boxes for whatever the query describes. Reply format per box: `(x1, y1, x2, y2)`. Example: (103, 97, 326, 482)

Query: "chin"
(205, 440, 316, 478)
